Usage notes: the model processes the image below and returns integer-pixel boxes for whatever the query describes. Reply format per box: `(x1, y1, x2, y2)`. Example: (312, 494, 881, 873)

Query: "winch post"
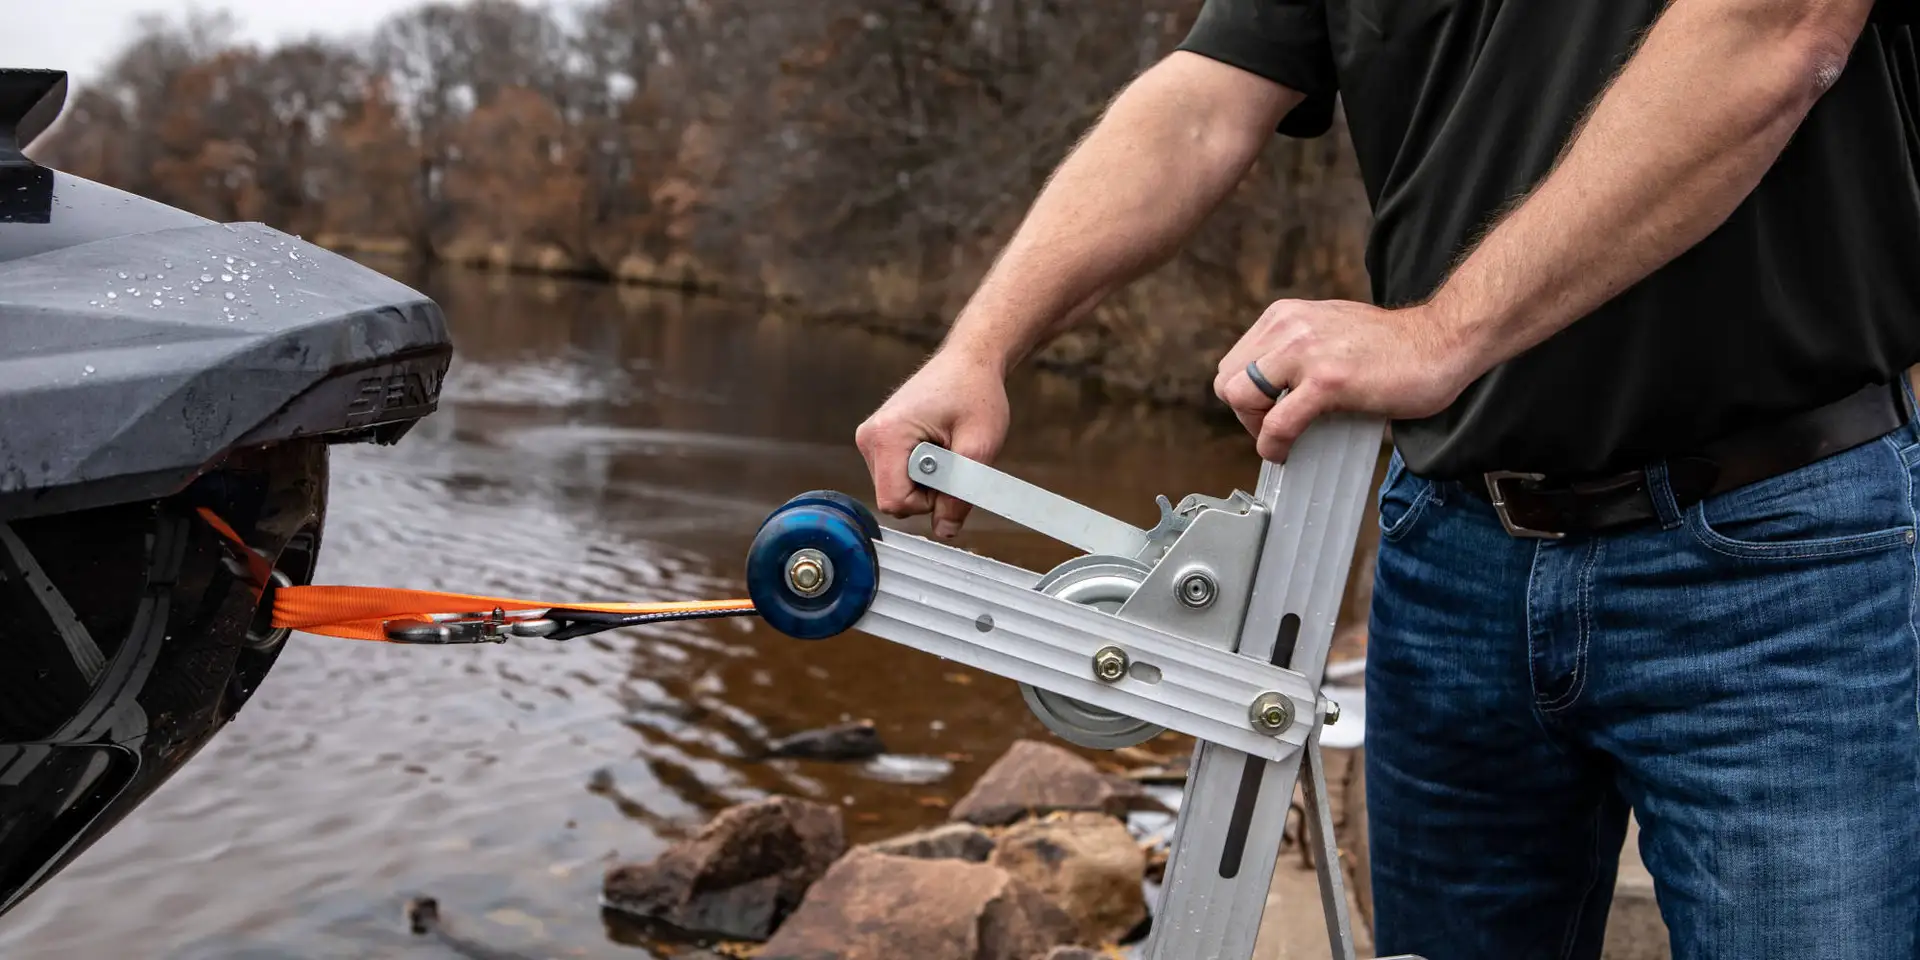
(1147, 414, 1390, 960)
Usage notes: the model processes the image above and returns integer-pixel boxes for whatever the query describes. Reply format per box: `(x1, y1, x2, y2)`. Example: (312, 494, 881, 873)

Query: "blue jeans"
(1366, 412, 1920, 960)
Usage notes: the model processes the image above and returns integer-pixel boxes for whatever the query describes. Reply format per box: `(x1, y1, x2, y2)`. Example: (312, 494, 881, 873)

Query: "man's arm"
(944, 52, 1304, 376)
(1218, 0, 1879, 462)
(857, 52, 1304, 535)
(1429, 0, 1875, 371)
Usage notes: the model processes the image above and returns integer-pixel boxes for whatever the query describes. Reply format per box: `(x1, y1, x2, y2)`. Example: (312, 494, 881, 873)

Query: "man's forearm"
(1427, 0, 1874, 376)
(942, 53, 1303, 376)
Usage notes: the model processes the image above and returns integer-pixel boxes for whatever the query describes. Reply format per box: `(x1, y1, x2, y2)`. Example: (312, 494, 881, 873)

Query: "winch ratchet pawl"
(862, 530, 1317, 763)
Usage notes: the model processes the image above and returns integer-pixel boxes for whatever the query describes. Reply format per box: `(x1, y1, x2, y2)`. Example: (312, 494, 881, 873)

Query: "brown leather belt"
(1460, 371, 1917, 539)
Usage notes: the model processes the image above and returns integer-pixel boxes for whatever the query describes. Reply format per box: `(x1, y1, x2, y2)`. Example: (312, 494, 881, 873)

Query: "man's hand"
(852, 52, 1304, 536)
(1213, 299, 1475, 463)
(855, 349, 1011, 539)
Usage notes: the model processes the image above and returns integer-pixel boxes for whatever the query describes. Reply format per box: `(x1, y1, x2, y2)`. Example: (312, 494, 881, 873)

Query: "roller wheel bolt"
(785, 549, 833, 598)
(1093, 646, 1129, 683)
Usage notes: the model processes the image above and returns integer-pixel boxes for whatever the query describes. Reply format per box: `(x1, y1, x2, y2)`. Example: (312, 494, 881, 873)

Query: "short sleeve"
(1175, 0, 1339, 138)
(1873, 0, 1920, 23)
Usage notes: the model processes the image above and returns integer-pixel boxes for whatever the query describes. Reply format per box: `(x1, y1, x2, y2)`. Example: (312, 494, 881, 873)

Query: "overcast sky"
(2, 1, 430, 84)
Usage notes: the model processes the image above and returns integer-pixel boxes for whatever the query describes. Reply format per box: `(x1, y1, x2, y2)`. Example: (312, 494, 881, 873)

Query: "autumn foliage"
(33, 2, 1372, 405)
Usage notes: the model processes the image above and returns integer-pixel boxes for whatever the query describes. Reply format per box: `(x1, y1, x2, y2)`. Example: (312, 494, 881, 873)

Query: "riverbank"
(45, 0, 1376, 419)
(308, 227, 1370, 416)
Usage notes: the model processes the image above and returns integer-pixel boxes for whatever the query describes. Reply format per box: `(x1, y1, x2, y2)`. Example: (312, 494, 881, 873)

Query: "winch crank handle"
(906, 442, 1152, 558)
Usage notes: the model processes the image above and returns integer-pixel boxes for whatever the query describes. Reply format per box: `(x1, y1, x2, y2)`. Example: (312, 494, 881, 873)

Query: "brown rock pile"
(990, 813, 1148, 945)
(601, 795, 845, 941)
(949, 739, 1167, 826)
(602, 738, 1165, 959)
(757, 849, 1078, 960)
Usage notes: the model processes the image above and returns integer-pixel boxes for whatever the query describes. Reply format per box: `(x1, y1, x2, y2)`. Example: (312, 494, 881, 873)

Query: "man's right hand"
(851, 52, 1304, 539)
(854, 348, 1011, 540)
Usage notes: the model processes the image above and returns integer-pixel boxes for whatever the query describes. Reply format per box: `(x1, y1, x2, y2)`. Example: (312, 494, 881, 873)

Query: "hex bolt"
(917, 455, 939, 475)
(1250, 692, 1294, 734)
(1092, 646, 1129, 683)
(1322, 698, 1341, 726)
(1176, 569, 1217, 609)
(785, 548, 833, 598)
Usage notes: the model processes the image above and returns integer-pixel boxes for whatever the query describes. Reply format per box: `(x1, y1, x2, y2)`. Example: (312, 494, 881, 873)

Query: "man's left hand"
(1213, 298, 1479, 463)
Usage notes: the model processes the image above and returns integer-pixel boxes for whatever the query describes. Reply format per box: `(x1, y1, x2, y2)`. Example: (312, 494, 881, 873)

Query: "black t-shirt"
(1178, 0, 1920, 481)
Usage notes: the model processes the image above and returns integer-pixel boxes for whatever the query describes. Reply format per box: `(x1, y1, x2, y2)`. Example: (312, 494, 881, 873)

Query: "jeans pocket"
(1378, 448, 1438, 542)
(1686, 435, 1917, 561)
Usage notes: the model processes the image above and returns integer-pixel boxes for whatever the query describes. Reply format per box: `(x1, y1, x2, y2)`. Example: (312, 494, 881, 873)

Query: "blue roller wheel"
(747, 491, 881, 640)
(756, 490, 884, 543)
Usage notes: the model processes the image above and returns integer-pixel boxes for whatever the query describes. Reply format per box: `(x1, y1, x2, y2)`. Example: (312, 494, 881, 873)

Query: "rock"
(602, 796, 845, 941)
(404, 896, 440, 936)
(400, 895, 549, 960)
(757, 848, 1078, 960)
(1041, 949, 1107, 960)
(950, 740, 1164, 827)
(1109, 741, 1192, 785)
(764, 719, 887, 761)
(989, 813, 1148, 945)
(1111, 745, 1177, 768)
(861, 822, 997, 863)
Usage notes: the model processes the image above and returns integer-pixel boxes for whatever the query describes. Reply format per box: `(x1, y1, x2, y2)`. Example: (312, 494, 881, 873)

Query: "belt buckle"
(1482, 471, 1567, 540)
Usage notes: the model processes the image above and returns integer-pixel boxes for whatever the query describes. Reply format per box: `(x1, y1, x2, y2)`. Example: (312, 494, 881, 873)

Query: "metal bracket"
(864, 531, 1317, 762)
(842, 420, 1422, 960)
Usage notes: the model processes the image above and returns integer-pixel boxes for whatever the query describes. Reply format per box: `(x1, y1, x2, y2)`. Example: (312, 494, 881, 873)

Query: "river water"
(0, 263, 1376, 959)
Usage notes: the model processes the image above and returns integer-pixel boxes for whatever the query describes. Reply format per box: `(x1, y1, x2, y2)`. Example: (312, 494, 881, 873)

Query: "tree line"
(34, 1, 1371, 405)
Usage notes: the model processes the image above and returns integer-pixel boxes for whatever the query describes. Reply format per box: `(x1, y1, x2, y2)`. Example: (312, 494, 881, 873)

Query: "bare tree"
(37, 0, 1371, 404)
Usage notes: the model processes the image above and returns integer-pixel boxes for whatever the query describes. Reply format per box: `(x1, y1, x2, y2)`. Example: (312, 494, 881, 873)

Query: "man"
(853, 1, 1920, 958)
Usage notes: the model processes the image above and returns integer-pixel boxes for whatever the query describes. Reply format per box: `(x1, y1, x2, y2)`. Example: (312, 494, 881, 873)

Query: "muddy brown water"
(0, 263, 1378, 959)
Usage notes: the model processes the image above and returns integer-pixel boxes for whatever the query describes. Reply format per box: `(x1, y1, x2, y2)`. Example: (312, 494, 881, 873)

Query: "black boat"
(0, 69, 452, 918)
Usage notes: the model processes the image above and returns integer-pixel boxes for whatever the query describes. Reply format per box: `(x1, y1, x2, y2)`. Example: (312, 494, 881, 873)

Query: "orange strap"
(271, 586, 756, 642)
(193, 507, 753, 643)
(195, 507, 276, 592)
